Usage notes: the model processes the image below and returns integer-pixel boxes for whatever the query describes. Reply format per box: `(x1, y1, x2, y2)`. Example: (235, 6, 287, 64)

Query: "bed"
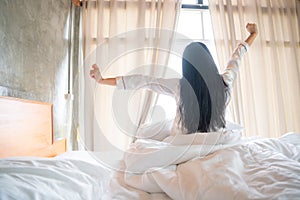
(0, 96, 300, 200)
(0, 96, 66, 158)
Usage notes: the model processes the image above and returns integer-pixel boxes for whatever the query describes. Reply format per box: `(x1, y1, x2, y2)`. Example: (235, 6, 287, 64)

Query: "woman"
(90, 23, 258, 136)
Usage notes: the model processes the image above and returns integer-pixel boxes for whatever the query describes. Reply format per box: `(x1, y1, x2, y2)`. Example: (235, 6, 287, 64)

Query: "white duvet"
(109, 132, 300, 200)
(1, 132, 300, 200)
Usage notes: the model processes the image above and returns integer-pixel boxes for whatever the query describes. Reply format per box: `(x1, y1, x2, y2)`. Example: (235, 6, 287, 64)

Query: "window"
(154, 0, 218, 121)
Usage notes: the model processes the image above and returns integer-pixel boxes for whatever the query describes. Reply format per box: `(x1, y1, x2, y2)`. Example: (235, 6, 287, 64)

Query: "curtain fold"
(209, 0, 300, 137)
(79, 0, 180, 151)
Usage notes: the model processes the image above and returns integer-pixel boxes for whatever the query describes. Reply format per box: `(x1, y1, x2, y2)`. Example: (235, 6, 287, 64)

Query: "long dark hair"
(179, 42, 228, 133)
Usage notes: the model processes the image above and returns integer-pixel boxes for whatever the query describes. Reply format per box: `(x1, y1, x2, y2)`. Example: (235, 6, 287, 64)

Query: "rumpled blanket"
(121, 132, 300, 199)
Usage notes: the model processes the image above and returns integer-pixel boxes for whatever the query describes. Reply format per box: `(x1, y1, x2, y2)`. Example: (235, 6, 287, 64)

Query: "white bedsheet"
(0, 151, 169, 200)
(0, 155, 110, 200)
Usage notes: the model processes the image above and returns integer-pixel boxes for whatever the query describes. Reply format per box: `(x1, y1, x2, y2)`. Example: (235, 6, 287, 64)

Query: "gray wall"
(0, 0, 74, 142)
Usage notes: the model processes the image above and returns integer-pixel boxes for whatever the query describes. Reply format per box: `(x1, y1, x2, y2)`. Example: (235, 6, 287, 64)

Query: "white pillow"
(135, 119, 174, 141)
(163, 121, 243, 145)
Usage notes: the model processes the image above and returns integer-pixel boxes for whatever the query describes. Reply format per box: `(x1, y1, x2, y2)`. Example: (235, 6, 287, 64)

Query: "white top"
(116, 42, 249, 137)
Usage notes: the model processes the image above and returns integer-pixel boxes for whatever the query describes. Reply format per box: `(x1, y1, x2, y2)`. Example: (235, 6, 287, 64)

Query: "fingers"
(246, 23, 255, 29)
(89, 70, 95, 79)
(90, 64, 99, 79)
(89, 64, 102, 82)
(246, 23, 258, 35)
(89, 70, 95, 77)
(92, 64, 98, 69)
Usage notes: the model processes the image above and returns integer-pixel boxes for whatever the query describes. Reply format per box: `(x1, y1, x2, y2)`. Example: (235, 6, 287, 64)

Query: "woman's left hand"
(246, 23, 258, 35)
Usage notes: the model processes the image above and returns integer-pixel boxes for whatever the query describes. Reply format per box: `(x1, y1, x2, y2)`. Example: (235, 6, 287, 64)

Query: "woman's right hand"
(89, 64, 103, 83)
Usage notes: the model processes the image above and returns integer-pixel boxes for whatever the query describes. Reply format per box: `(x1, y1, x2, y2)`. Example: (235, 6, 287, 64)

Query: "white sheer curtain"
(209, 0, 300, 137)
(79, 0, 180, 151)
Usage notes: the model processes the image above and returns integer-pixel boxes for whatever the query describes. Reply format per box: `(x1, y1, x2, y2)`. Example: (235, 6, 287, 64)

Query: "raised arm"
(89, 64, 178, 96)
(244, 23, 258, 46)
(89, 64, 117, 86)
(222, 23, 258, 88)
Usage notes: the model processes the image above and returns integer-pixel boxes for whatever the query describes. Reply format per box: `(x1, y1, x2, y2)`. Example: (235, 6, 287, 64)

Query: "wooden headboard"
(0, 96, 66, 158)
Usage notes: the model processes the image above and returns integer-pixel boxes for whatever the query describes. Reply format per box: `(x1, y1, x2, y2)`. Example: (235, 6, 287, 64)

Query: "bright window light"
(181, 0, 209, 5)
(177, 10, 204, 39)
(182, 0, 198, 4)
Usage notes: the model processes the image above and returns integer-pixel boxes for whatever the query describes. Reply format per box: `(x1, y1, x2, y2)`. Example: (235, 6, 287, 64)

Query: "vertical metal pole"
(67, 0, 73, 95)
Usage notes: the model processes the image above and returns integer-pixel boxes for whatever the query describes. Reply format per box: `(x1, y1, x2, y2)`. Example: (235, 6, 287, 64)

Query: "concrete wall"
(0, 0, 74, 142)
